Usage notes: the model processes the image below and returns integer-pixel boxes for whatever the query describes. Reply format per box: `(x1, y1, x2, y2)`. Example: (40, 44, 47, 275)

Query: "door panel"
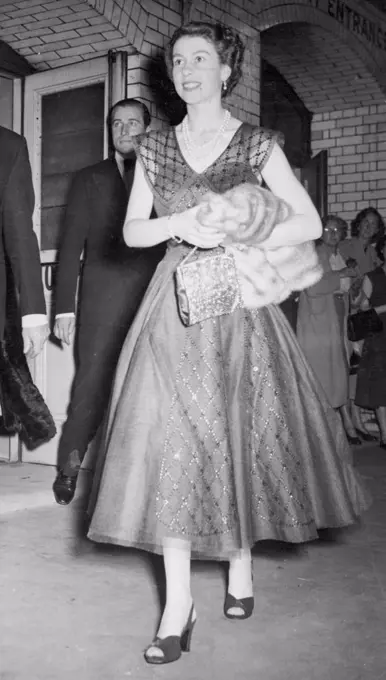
(24, 58, 110, 263)
(40, 83, 105, 252)
(300, 150, 328, 218)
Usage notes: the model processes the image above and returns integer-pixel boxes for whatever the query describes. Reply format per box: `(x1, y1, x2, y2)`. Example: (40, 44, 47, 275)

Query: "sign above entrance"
(307, 0, 386, 51)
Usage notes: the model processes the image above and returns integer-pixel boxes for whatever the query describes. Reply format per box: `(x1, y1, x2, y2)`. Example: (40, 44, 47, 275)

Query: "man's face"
(111, 105, 147, 157)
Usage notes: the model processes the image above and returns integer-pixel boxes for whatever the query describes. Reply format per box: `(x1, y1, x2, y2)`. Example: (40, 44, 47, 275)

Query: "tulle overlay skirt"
(88, 243, 370, 560)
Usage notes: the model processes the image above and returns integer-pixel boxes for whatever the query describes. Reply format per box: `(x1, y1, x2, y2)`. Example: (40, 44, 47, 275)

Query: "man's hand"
(54, 316, 75, 345)
(23, 324, 50, 359)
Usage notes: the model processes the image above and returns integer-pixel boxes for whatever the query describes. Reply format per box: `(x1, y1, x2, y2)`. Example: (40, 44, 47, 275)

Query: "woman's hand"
(197, 192, 241, 233)
(350, 276, 363, 297)
(171, 206, 226, 249)
(340, 266, 358, 278)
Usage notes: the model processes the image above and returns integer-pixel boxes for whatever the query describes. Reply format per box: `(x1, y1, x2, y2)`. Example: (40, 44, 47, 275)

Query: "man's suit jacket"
(55, 157, 165, 328)
(0, 126, 46, 338)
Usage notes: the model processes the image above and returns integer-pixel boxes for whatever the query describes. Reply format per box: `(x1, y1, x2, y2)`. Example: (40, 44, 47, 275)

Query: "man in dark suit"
(0, 125, 48, 357)
(0, 125, 53, 442)
(52, 99, 165, 505)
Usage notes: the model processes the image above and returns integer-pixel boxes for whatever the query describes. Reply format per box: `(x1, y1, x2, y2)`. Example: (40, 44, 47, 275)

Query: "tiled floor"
(0, 446, 385, 680)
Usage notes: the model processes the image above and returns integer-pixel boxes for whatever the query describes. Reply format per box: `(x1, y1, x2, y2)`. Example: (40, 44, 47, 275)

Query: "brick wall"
(312, 104, 386, 224)
(0, 0, 136, 70)
(130, 0, 183, 127)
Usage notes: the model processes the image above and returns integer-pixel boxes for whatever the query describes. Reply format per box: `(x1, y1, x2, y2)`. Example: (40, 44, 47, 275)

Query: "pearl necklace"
(181, 110, 231, 159)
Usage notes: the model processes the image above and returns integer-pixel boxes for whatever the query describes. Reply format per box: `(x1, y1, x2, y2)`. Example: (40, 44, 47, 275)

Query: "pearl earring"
(222, 80, 228, 93)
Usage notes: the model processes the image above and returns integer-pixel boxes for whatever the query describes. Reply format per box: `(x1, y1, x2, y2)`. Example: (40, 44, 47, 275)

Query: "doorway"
(22, 58, 109, 465)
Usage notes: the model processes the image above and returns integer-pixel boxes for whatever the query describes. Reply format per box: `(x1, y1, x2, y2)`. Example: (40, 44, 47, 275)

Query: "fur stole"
(0, 320, 56, 450)
(197, 183, 323, 308)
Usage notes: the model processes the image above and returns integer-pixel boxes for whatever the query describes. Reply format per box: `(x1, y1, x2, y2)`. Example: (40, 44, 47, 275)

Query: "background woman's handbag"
(347, 308, 383, 342)
(175, 247, 242, 326)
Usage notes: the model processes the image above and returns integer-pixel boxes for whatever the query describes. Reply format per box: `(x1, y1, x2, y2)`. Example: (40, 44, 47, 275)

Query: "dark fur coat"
(0, 278, 56, 450)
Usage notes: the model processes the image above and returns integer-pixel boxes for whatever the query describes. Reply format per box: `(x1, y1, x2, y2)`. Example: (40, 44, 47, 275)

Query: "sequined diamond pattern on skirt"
(88, 125, 370, 559)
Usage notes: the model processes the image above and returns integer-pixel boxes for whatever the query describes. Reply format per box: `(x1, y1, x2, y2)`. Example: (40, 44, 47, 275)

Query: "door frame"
(24, 57, 110, 264)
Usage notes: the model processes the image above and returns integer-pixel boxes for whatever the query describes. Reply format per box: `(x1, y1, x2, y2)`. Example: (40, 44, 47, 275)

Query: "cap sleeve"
(132, 130, 168, 189)
(248, 127, 285, 177)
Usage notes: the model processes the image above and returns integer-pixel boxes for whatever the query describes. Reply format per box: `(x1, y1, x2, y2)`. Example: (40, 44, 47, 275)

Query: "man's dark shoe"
(53, 471, 77, 505)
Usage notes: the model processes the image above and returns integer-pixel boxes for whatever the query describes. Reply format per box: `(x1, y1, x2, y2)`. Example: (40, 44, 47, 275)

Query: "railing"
(41, 261, 84, 292)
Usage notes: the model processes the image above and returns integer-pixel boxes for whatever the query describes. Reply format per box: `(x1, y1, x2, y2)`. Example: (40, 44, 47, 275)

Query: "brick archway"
(261, 21, 385, 112)
(256, 2, 386, 96)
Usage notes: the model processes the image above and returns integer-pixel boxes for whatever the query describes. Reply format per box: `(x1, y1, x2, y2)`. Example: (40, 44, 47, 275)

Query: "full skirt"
(88, 244, 370, 560)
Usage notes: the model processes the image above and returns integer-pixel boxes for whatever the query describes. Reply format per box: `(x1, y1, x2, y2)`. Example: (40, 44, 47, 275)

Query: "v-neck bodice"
(134, 123, 282, 218)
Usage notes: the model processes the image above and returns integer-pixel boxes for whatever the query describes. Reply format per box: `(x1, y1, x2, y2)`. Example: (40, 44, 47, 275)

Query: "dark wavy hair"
(107, 98, 151, 131)
(321, 214, 348, 241)
(376, 234, 386, 262)
(350, 207, 385, 242)
(164, 21, 245, 98)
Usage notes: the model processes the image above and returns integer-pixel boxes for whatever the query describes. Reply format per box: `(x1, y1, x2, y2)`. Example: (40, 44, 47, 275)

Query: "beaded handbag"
(175, 247, 242, 326)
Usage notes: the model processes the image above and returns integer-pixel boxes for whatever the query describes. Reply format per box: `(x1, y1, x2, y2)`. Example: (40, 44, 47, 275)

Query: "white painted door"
(22, 58, 110, 465)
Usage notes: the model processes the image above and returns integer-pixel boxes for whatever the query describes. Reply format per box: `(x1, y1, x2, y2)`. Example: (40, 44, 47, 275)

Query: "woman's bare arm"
(260, 143, 322, 248)
(123, 161, 225, 249)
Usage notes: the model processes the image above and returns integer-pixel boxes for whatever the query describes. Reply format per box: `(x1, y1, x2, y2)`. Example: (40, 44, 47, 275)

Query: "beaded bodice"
(135, 123, 281, 218)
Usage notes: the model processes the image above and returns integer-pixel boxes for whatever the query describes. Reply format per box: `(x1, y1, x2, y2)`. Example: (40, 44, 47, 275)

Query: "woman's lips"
(183, 82, 201, 90)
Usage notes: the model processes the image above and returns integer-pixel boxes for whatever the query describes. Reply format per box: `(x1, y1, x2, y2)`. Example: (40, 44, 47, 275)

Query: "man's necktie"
(123, 158, 134, 196)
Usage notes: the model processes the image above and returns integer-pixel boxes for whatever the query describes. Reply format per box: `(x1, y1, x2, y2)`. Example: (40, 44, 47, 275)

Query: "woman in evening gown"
(88, 21, 370, 665)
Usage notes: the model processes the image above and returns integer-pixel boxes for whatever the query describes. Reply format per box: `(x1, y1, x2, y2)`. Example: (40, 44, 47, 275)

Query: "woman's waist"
(166, 241, 224, 259)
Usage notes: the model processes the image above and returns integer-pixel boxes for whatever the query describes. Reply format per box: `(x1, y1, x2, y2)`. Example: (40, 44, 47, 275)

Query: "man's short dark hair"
(107, 98, 151, 130)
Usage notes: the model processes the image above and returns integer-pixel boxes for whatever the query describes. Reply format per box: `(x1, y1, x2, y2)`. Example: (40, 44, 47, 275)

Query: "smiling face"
(110, 104, 147, 157)
(322, 219, 343, 248)
(171, 35, 231, 105)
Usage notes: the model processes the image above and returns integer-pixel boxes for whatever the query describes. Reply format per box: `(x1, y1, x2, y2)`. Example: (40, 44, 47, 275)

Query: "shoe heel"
(180, 619, 195, 653)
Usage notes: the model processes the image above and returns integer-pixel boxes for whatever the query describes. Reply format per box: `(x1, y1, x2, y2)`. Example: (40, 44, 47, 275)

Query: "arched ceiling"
(261, 22, 386, 113)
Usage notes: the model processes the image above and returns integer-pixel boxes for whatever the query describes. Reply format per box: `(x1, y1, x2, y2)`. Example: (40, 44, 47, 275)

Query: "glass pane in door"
(40, 82, 105, 251)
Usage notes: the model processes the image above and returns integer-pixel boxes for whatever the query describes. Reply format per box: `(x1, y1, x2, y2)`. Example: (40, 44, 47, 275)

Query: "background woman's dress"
(88, 124, 370, 559)
(355, 267, 386, 409)
(297, 242, 350, 409)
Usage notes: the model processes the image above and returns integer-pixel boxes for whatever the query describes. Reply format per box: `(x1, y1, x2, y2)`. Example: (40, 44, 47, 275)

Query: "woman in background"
(340, 207, 383, 277)
(340, 207, 384, 440)
(297, 215, 361, 444)
(341, 207, 383, 331)
(355, 235, 386, 447)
